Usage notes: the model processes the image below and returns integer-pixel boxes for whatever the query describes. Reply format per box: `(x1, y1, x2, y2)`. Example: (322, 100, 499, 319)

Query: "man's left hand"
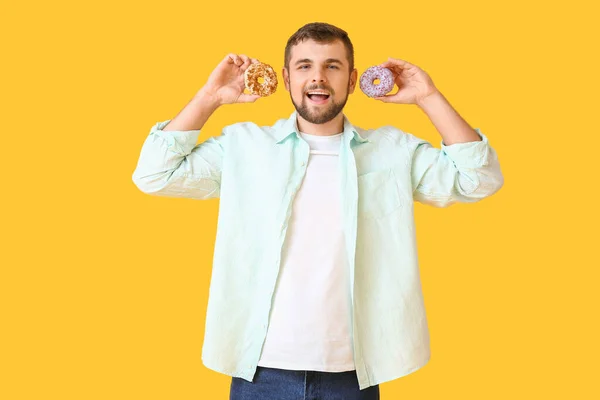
(374, 57, 439, 105)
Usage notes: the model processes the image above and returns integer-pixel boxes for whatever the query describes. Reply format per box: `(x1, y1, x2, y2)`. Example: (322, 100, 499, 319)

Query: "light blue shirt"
(132, 110, 504, 390)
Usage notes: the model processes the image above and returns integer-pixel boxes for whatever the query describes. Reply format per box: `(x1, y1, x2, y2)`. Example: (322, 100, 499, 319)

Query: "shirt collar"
(275, 111, 370, 144)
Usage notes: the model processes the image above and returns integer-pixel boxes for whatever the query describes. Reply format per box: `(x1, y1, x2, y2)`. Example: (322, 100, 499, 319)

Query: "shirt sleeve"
(132, 119, 226, 200)
(408, 128, 504, 207)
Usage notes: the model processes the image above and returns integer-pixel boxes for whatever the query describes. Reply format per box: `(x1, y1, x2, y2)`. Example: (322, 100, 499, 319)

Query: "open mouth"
(306, 93, 330, 104)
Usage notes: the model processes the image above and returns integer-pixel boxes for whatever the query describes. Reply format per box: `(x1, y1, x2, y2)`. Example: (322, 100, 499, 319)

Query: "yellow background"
(2, 0, 598, 398)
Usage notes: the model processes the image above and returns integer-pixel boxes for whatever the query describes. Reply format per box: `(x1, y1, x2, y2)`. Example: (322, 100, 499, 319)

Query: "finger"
(387, 57, 413, 68)
(374, 95, 392, 102)
(239, 54, 250, 65)
(239, 55, 253, 71)
(251, 58, 259, 64)
(228, 54, 242, 66)
(377, 62, 401, 77)
(225, 53, 237, 64)
(380, 58, 413, 73)
(374, 87, 399, 101)
(238, 93, 262, 103)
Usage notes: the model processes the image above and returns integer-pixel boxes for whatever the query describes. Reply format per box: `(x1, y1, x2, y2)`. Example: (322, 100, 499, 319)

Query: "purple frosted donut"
(359, 66, 394, 97)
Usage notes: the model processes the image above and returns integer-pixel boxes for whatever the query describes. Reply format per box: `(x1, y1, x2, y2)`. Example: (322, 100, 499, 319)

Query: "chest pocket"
(357, 168, 403, 219)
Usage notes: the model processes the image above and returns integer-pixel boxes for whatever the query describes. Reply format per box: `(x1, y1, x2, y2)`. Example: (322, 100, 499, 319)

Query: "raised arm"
(132, 53, 262, 200)
(408, 129, 504, 207)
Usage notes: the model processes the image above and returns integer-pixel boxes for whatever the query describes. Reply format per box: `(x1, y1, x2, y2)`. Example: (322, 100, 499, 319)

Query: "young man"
(132, 22, 503, 400)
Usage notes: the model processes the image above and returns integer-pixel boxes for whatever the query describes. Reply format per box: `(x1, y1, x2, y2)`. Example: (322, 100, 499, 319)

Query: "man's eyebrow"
(294, 58, 344, 65)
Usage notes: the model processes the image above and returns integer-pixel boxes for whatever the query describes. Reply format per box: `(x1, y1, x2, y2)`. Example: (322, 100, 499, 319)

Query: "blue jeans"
(229, 366, 380, 400)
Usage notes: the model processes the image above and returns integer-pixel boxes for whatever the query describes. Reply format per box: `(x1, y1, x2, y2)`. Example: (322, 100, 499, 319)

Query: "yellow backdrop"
(1, 0, 598, 398)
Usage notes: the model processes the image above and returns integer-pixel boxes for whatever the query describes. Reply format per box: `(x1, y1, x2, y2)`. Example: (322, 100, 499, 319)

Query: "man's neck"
(296, 113, 345, 136)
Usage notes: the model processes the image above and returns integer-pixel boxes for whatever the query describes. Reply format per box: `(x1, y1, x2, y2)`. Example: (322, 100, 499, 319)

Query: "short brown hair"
(284, 22, 354, 72)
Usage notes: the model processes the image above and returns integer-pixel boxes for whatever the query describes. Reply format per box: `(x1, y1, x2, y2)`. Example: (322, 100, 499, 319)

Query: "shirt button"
(300, 161, 305, 166)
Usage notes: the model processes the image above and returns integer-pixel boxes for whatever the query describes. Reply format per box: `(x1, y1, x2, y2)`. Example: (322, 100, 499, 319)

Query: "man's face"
(283, 39, 357, 125)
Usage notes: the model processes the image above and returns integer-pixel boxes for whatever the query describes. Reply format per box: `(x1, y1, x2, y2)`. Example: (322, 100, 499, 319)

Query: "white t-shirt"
(257, 130, 355, 372)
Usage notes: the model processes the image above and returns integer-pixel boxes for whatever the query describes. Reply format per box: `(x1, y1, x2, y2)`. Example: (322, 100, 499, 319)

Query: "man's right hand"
(199, 53, 262, 106)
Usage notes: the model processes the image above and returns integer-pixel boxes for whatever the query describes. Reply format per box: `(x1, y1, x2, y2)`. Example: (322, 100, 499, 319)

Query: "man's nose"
(311, 69, 327, 83)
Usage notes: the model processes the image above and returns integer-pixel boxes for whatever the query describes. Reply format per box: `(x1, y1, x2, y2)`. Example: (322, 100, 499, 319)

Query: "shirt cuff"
(149, 119, 201, 155)
(440, 128, 490, 169)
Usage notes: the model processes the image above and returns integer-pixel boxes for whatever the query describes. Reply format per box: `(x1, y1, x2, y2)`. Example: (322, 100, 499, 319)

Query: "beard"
(290, 86, 349, 125)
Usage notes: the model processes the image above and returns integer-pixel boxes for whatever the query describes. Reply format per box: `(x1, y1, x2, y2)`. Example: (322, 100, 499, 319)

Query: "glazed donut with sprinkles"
(244, 62, 278, 97)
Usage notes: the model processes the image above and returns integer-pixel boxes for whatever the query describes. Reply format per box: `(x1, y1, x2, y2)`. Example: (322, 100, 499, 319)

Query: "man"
(132, 22, 503, 400)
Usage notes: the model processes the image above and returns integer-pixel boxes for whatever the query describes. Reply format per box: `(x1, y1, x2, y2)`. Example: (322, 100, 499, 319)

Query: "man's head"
(282, 22, 357, 126)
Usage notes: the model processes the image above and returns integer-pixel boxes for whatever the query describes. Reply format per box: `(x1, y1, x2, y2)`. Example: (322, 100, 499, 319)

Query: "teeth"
(307, 91, 329, 95)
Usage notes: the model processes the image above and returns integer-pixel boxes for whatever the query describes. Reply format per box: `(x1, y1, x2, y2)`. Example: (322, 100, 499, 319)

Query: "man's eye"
(298, 65, 337, 70)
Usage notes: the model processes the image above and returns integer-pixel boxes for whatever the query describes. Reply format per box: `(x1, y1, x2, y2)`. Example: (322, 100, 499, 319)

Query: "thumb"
(238, 93, 262, 103)
(374, 95, 392, 102)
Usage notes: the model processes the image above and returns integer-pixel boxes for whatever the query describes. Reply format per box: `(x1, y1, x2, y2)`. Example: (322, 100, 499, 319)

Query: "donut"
(359, 66, 394, 98)
(244, 62, 278, 97)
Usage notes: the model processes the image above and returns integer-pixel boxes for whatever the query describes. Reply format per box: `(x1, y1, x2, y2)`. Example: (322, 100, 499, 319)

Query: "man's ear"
(348, 68, 358, 94)
(282, 67, 290, 92)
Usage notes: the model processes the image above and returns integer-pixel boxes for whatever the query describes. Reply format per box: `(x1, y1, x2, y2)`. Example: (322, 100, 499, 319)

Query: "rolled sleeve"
(131, 119, 226, 200)
(409, 128, 504, 207)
